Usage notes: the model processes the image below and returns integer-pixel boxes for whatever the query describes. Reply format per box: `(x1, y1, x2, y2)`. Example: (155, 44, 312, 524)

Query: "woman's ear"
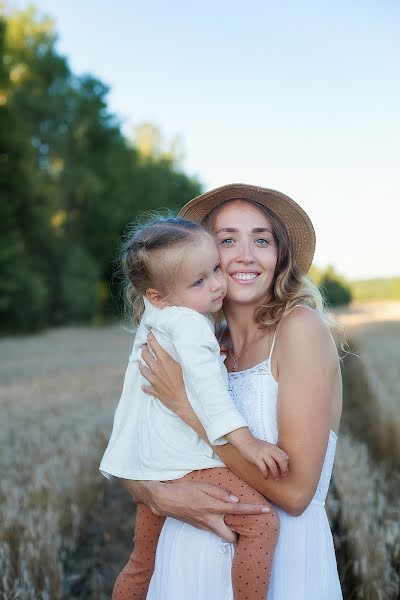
(145, 288, 169, 309)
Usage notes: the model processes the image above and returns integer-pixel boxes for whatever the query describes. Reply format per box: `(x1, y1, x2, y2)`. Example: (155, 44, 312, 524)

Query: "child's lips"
(212, 293, 224, 302)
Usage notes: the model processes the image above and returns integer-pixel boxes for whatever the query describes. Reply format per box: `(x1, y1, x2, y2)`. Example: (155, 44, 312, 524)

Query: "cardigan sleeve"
(165, 309, 247, 445)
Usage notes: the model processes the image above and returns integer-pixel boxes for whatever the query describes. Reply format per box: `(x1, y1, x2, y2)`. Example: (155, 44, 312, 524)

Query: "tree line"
(0, 6, 201, 333)
(1, 6, 351, 334)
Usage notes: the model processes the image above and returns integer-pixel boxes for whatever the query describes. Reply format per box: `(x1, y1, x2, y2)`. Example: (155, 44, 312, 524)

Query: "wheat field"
(0, 304, 399, 599)
(0, 326, 135, 599)
(331, 302, 400, 599)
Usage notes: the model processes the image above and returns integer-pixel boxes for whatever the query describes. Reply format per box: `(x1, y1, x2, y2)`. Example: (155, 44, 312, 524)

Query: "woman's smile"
(230, 271, 261, 284)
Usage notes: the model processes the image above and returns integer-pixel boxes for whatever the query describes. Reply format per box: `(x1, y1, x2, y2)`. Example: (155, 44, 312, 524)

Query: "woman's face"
(211, 200, 278, 307)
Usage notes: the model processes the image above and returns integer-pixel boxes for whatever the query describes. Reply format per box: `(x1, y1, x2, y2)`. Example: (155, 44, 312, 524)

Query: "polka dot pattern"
(112, 503, 164, 600)
(112, 467, 279, 600)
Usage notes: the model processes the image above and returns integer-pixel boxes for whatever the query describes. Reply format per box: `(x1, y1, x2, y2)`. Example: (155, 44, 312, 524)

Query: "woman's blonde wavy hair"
(203, 199, 337, 334)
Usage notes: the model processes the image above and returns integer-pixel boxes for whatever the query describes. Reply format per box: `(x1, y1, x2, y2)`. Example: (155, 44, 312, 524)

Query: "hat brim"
(178, 183, 315, 274)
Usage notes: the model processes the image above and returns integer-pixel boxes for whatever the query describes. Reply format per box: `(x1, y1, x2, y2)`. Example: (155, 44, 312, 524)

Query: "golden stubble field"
(0, 327, 135, 599)
(328, 303, 400, 599)
(0, 304, 399, 599)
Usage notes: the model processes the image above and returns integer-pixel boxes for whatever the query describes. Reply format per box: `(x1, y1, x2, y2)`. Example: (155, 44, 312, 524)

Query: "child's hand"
(240, 438, 289, 480)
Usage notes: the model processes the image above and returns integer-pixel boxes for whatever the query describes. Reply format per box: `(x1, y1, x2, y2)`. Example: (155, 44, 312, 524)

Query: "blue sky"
(12, 0, 400, 279)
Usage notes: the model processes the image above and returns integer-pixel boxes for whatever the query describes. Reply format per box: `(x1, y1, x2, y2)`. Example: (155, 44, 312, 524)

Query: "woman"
(114, 184, 343, 599)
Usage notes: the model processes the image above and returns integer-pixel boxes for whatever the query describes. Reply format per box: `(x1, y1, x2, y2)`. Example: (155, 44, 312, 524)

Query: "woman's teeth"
(231, 273, 258, 280)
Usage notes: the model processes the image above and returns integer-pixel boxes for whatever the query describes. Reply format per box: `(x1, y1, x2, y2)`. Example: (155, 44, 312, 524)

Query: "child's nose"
(211, 275, 222, 291)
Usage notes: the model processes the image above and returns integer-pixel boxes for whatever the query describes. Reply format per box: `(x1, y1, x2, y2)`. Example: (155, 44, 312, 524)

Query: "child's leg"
(181, 467, 279, 600)
(112, 503, 165, 600)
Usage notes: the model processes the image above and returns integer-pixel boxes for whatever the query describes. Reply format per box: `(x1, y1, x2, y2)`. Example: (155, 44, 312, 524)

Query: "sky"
(12, 0, 400, 280)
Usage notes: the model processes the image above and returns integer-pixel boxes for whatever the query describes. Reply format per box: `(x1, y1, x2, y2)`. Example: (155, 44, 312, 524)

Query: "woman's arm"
(218, 308, 340, 515)
(141, 308, 341, 516)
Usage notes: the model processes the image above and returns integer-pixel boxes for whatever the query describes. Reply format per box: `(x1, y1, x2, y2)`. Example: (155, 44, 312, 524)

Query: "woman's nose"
(236, 240, 254, 263)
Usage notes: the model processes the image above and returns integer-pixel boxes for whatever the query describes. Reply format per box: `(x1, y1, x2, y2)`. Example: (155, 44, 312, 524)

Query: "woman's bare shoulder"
(280, 304, 325, 329)
(278, 305, 337, 356)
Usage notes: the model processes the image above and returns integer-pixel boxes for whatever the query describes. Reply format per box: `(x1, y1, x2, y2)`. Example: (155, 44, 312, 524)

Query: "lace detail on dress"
(228, 359, 278, 444)
(228, 359, 272, 380)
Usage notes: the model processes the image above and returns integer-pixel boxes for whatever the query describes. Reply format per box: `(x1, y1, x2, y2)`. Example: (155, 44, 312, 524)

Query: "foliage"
(1, 5, 201, 333)
(308, 264, 324, 286)
(310, 265, 352, 307)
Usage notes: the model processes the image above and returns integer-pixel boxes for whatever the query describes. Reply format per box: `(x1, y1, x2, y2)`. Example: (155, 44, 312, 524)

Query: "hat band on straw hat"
(178, 183, 315, 274)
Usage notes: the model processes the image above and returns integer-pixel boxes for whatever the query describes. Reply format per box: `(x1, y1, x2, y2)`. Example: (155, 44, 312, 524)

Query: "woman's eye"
(193, 278, 204, 287)
(255, 238, 270, 245)
(221, 238, 234, 246)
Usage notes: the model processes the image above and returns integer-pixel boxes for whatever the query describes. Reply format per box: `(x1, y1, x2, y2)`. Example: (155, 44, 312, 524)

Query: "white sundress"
(147, 339, 343, 599)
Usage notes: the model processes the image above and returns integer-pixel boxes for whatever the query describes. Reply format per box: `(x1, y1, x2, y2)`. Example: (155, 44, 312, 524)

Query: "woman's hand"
(121, 477, 271, 543)
(144, 478, 271, 543)
(139, 332, 191, 418)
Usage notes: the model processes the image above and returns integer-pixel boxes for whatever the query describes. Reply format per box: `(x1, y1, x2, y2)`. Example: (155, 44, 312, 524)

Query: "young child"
(100, 216, 289, 600)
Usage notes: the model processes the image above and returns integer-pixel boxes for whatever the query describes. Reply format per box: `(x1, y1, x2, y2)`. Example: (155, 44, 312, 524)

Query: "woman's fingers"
(141, 344, 157, 370)
(146, 331, 169, 361)
(203, 484, 239, 504)
(138, 364, 156, 397)
(208, 515, 237, 543)
(210, 498, 271, 517)
(201, 484, 270, 515)
(138, 362, 152, 383)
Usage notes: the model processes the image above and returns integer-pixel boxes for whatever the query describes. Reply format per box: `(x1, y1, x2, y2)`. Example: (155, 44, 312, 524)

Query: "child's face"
(168, 235, 227, 314)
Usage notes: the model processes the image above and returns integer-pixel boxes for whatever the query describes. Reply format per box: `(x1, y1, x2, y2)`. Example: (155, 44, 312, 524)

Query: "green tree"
(319, 265, 352, 307)
(1, 5, 201, 333)
(0, 13, 50, 331)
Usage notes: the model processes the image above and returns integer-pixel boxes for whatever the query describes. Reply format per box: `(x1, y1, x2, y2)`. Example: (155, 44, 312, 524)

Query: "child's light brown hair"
(122, 215, 209, 325)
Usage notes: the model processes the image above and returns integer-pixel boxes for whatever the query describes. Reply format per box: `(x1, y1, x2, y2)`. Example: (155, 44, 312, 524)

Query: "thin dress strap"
(268, 331, 277, 361)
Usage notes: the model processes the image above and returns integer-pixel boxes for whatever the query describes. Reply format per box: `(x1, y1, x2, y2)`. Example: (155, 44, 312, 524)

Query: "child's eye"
(214, 265, 221, 273)
(193, 278, 204, 287)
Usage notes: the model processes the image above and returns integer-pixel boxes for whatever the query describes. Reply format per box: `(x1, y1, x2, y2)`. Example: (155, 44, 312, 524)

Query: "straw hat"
(179, 183, 316, 273)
